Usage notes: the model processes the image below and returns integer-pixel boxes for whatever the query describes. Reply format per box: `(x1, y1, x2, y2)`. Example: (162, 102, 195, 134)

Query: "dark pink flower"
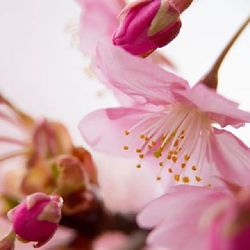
(112, 0, 192, 56)
(79, 43, 250, 187)
(138, 185, 250, 250)
(7, 193, 63, 248)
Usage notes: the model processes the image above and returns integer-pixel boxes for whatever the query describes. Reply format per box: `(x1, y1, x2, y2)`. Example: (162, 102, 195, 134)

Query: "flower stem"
(0, 150, 29, 162)
(0, 93, 34, 129)
(201, 16, 250, 89)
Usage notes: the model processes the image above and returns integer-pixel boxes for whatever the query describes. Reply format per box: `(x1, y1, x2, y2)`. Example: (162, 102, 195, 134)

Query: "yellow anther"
(169, 151, 174, 155)
(139, 154, 144, 159)
(156, 176, 162, 181)
(140, 134, 145, 139)
(148, 145, 153, 150)
(168, 168, 173, 173)
(174, 140, 179, 147)
(195, 176, 202, 182)
(144, 136, 149, 141)
(182, 177, 190, 183)
(173, 151, 178, 155)
(154, 150, 162, 158)
(184, 155, 190, 161)
(125, 130, 130, 136)
(172, 156, 177, 163)
(180, 135, 185, 139)
(136, 148, 142, 153)
(207, 183, 212, 188)
(151, 140, 157, 146)
(174, 174, 180, 182)
(181, 163, 186, 169)
(136, 164, 141, 169)
(192, 165, 197, 171)
(123, 146, 129, 150)
(181, 130, 185, 135)
(167, 155, 171, 160)
(159, 162, 164, 167)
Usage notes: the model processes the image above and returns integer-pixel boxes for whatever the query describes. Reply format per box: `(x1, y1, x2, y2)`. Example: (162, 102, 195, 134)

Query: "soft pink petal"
(173, 84, 250, 128)
(95, 154, 165, 213)
(138, 186, 228, 250)
(147, 221, 206, 250)
(79, 107, 155, 155)
(77, 0, 125, 55)
(94, 42, 189, 106)
(210, 129, 250, 186)
(138, 185, 227, 228)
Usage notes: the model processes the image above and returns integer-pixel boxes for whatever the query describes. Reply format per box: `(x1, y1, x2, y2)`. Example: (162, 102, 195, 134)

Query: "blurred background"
(0, 0, 249, 248)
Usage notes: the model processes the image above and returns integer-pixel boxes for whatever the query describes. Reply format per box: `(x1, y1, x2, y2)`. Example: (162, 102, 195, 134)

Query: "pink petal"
(77, 0, 125, 55)
(138, 186, 228, 250)
(147, 221, 206, 250)
(138, 185, 226, 228)
(210, 129, 250, 186)
(95, 155, 165, 213)
(79, 107, 152, 155)
(173, 84, 250, 128)
(94, 42, 189, 106)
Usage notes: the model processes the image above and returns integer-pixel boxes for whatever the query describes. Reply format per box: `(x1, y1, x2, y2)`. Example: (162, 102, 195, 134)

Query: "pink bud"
(112, 0, 182, 56)
(7, 193, 63, 248)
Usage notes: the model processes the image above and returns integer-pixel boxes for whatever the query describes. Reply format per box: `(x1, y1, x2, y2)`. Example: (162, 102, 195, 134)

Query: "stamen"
(172, 156, 177, 163)
(124, 130, 130, 136)
(174, 174, 180, 182)
(139, 154, 144, 159)
(123, 146, 129, 150)
(192, 165, 197, 171)
(195, 176, 202, 182)
(154, 150, 162, 158)
(140, 134, 145, 139)
(182, 176, 190, 183)
(184, 155, 190, 161)
(136, 148, 142, 153)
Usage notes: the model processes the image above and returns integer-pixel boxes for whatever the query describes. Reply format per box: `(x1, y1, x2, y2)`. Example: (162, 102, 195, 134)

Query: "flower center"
(123, 104, 212, 185)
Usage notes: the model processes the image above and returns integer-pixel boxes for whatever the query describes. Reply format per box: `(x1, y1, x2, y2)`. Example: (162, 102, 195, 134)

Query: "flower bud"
(112, 0, 183, 56)
(7, 193, 63, 248)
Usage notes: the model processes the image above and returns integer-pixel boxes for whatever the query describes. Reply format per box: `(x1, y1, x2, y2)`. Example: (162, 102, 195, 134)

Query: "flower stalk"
(202, 16, 250, 89)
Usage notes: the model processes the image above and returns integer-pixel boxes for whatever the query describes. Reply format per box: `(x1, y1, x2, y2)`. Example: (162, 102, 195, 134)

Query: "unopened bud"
(113, 0, 182, 56)
(7, 193, 63, 248)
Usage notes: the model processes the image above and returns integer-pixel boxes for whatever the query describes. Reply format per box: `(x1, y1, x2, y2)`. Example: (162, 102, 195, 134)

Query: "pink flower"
(79, 43, 250, 187)
(112, 0, 191, 56)
(7, 193, 63, 248)
(138, 185, 250, 250)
